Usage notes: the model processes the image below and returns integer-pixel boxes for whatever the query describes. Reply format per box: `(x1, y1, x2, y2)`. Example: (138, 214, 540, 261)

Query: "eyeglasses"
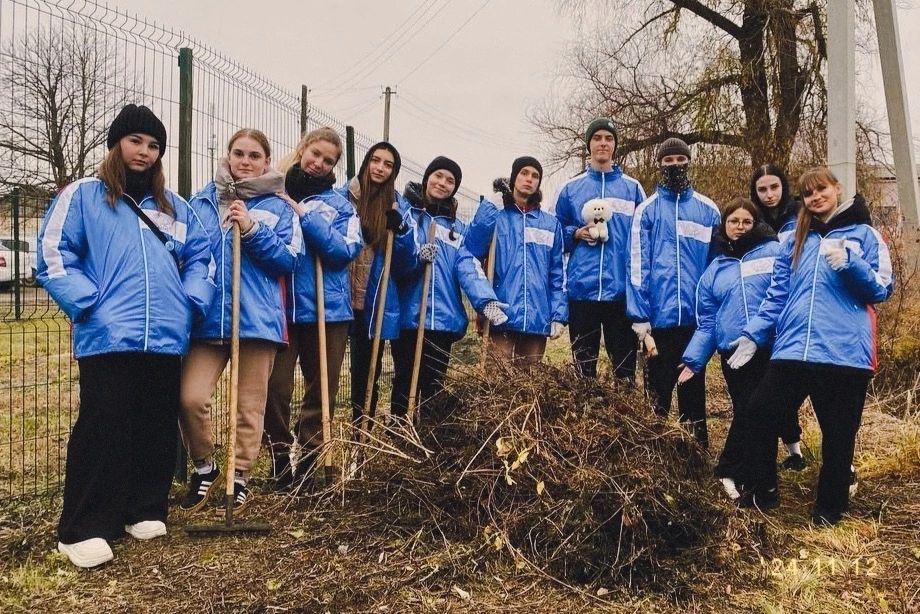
(726, 219, 754, 227)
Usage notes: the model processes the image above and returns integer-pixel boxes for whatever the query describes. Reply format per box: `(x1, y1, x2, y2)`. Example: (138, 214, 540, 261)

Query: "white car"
(0, 236, 36, 288)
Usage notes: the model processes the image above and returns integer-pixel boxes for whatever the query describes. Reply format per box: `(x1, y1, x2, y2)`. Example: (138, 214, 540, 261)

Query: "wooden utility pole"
(383, 86, 396, 141)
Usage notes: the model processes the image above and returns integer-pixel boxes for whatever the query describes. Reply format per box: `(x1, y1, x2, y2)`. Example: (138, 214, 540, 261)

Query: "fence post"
(346, 125, 355, 180)
(175, 47, 193, 483)
(11, 188, 21, 320)
(177, 48, 194, 200)
(300, 85, 309, 136)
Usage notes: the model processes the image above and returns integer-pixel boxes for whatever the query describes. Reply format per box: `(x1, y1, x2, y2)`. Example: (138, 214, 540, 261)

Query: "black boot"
(271, 450, 293, 492)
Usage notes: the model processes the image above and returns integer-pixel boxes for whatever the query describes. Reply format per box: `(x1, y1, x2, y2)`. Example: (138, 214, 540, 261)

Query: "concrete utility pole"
(301, 85, 310, 137)
(383, 86, 396, 141)
(827, 0, 856, 198)
(874, 0, 920, 229)
(828, 0, 919, 237)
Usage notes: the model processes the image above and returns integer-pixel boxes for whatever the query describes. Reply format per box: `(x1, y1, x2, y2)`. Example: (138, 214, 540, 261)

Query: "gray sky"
(108, 0, 920, 199)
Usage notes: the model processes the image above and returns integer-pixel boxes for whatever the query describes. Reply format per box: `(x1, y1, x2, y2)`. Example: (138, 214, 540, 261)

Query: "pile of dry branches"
(344, 360, 752, 588)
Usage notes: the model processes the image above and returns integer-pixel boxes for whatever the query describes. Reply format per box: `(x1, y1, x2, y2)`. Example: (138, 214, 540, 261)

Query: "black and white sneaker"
(781, 453, 807, 471)
(180, 467, 221, 512)
(849, 468, 858, 496)
(216, 481, 252, 515)
(737, 487, 779, 511)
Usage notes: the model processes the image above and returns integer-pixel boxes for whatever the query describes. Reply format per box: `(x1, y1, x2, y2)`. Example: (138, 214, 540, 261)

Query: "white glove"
(482, 301, 509, 327)
(631, 322, 651, 342)
(726, 336, 757, 370)
(550, 321, 565, 340)
(419, 242, 437, 263)
(824, 244, 849, 271)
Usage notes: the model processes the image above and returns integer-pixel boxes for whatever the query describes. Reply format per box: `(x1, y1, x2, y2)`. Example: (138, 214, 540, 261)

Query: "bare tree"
(533, 1, 844, 172)
(0, 24, 132, 191)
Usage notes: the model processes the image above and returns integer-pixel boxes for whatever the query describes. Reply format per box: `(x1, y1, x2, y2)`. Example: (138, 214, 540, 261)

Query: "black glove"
(385, 209, 405, 233)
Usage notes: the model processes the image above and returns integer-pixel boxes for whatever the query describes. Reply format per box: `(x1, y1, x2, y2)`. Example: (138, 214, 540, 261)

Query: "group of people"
(37, 105, 893, 570)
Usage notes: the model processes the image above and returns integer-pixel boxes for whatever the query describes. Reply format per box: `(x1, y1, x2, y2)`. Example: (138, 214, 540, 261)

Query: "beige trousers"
(179, 340, 277, 473)
(489, 330, 547, 366)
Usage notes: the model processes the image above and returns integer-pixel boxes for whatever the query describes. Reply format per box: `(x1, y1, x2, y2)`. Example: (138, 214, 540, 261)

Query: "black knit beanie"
(107, 104, 168, 158)
(422, 156, 462, 197)
(656, 137, 691, 163)
(585, 117, 618, 146)
(510, 156, 543, 192)
(359, 141, 402, 180)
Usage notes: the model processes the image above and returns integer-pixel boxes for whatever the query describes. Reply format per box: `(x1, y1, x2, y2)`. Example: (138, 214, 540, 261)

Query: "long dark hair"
(791, 167, 840, 268)
(355, 145, 399, 249)
(749, 164, 791, 212)
(97, 144, 173, 216)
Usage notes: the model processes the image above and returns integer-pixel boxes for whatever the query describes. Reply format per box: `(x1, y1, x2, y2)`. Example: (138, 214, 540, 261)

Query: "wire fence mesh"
(0, 0, 482, 498)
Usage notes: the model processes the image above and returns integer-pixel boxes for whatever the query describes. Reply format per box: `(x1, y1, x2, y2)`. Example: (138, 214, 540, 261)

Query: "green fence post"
(12, 188, 21, 320)
(346, 125, 355, 180)
(175, 47, 193, 483)
(301, 85, 309, 136)
(178, 48, 194, 200)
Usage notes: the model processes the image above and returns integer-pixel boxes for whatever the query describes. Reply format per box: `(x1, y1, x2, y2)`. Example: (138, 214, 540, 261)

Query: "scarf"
(658, 163, 691, 194)
(213, 157, 285, 227)
(284, 165, 336, 203)
(124, 168, 153, 204)
(714, 222, 778, 258)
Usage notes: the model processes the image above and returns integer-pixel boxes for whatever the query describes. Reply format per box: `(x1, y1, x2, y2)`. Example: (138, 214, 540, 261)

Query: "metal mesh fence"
(0, 0, 481, 498)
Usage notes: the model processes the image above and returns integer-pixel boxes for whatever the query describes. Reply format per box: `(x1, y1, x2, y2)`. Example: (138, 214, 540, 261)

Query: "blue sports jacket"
(398, 183, 495, 335)
(336, 184, 418, 340)
(554, 165, 646, 301)
(682, 225, 781, 373)
(37, 178, 215, 358)
(189, 183, 299, 345)
(743, 196, 893, 371)
(288, 187, 363, 323)
(463, 192, 567, 336)
(626, 184, 721, 328)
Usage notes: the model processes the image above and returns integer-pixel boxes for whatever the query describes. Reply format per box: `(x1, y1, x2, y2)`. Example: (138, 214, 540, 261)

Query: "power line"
(399, 94, 530, 150)
(315, 0, 432, 90)
(397, 0, 493, 84)
(321, 0, 453, 93)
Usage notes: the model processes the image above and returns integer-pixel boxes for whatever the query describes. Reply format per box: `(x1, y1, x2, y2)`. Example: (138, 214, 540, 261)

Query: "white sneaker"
(58, 538, 113, 568)
(720, 477, 741, 501)
(125, 520, 167, 540)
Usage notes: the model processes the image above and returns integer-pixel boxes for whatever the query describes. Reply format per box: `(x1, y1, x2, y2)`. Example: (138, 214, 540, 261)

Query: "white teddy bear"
(580, 198, 614, 243)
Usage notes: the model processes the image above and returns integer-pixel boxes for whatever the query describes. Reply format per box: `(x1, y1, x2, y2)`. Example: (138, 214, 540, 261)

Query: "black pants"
(568, 299, 636, 381)
(58, 352, 180, 543)
(645, 326, 707, 443)
(741, 361, 870, 516)
(715, 348, 771, 480)
(391, 328, 460, 418)
(349, 310, 385, 423)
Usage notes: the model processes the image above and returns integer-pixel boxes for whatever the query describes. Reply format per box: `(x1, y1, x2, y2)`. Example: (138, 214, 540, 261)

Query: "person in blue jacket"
(263, 127, 363, 482)
(341, 142, 416, 428)
(554, 118, 646, 381)
(627, 138, 720, 446)
(463, 156, 567, 364)
(678, 198, 781, 499)
(391, 156, 495, 417)
(37, 105, 214, 567)
(750, 164, 806, 470)
(177, 128, 299, 512)
(728, 167, 893, 525)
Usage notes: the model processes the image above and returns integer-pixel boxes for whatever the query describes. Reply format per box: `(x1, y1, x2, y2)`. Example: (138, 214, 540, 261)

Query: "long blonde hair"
(276, 127, 342, 173)
(791, 167, 840, 268)
(97, 145, 173, 216)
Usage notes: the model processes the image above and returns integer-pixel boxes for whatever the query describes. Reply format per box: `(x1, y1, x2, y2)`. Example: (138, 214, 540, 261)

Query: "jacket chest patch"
(141, 209, 187, 243)
(524, 226, 554, 247)
(740, 257, 775, 277)
(434, 224, 462, 248)
(675, 220, 712, 243)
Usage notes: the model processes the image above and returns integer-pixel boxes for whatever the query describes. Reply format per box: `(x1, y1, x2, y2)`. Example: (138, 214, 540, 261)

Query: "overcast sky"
(108, 0, 920, 199)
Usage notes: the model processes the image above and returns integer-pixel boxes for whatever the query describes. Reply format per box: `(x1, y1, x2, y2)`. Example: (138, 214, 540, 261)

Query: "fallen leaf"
(596, 587, 609, 596)
(495, 437, 512, 457)
(337, 544, 348, 555)
(266, 578, 282, 591)
(536, 480, 545, 496)
(287, 529, 305, 539)
(799, 549, 808, 559)
(452, 585, 471, 601)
